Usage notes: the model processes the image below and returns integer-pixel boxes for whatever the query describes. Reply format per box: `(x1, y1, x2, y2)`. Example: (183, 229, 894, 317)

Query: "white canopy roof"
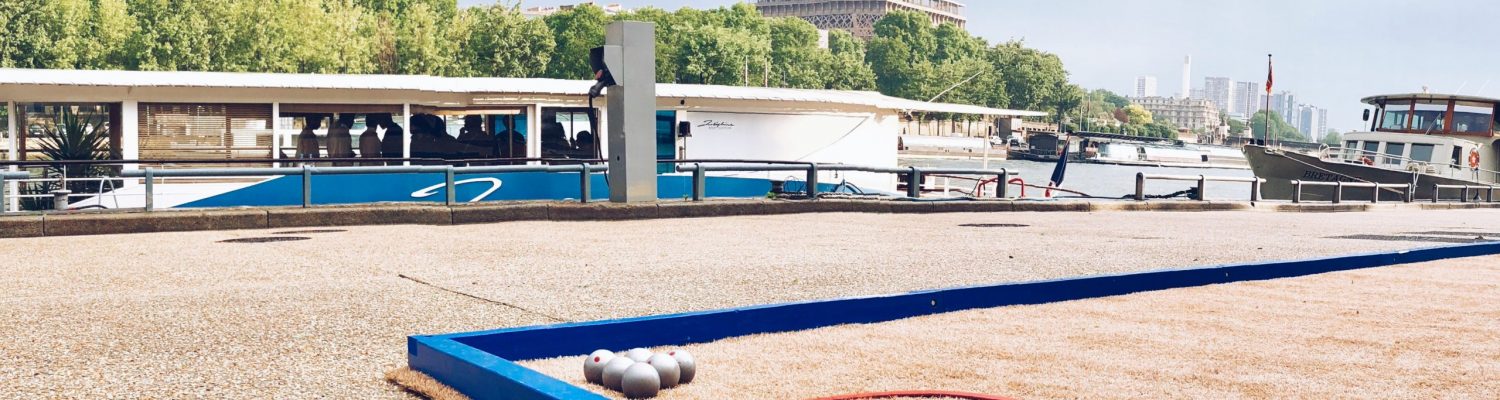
(0, 68, 1047, 118)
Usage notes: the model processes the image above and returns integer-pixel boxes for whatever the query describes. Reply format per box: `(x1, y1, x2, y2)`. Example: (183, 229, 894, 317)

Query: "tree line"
(0, 1, 1083, 117)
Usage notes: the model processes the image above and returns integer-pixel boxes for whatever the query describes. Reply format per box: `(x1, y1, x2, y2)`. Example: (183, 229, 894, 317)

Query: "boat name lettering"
(697, 120, 735, 129)
(1300, 170, 1357, 183)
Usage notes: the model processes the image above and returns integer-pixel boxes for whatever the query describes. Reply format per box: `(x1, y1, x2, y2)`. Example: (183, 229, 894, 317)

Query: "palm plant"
(20, 107, 115, 210)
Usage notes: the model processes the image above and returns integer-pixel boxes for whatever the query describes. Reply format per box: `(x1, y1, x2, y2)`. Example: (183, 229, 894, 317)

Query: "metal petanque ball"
(583, 349, 615, 385)
(646, 353, 681, 388)
(621, 362, 662, 398)
(624, 348, 653, 362)
(669, 349, 696, 384)
(601, 356, 636, 391)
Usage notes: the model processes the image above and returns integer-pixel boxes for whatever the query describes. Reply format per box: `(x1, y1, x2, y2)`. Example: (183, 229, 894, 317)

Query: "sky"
(466, 0, 1500, 132)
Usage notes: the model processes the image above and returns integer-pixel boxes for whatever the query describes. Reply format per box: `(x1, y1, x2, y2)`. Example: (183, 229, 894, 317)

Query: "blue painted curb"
(406, 241, 1500, 400)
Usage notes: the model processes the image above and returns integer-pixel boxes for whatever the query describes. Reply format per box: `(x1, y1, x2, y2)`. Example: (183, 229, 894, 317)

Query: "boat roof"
(1360, 93, 1500, 105)
(0, 68, 1047, 118)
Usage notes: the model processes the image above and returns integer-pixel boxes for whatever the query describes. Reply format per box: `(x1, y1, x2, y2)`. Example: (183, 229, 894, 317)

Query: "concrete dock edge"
(3, 200, 1499, 238)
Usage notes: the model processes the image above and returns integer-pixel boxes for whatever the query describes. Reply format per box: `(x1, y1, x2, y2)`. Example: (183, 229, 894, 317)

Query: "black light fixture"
(677, 121, 692, 138)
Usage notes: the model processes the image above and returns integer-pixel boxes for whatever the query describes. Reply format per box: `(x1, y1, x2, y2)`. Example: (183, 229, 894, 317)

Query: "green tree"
(1226, 118, 1246, 135)
(542, 3, 609, 79)
(1123, 104, 1153, 125)
(673, 24, 770, 86)
(988, 40, 1070, 114)
(465, 5, 553, 77)
(1250, 110, 1302, 142)
(824, 30, 876, 91)
(612, 6, 679, 83)
(867, 11, 937, 100)
(1322, 129, 1342, 146)
(767, 17, 828, 89)
(393, 1, 447, 75)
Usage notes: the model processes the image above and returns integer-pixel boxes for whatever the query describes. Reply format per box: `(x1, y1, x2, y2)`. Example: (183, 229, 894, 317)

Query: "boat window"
(1380, 100, 1411, 131)
(1342, 140, 1358, 159)
(1382, 142, 1405, 165)
(1451, 146, 1464, 168)
(1409, 100, 1448, 133)
(142, 103, 268, 166)
(1409, 143, 1435, 163)
(540, 107, 599, 160)
(656, 111, 676, 173)
(1362, 141, 1379, 158)
(1452, 101, 1493, 134)
(489, 114, 528, 159)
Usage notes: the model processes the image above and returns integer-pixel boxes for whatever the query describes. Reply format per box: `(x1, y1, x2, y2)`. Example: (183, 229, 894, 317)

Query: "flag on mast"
(1265, 55, 1274, 94)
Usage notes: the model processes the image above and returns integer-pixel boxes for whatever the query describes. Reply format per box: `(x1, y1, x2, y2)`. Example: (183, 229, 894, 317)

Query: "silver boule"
(624, 348, 653, 362)
(668, 349, 696, 384)
(621, 362, 661, 398)
(601, 356, 635, 391)
(646, 353, 682, 388)
(583, 349, 615, 385)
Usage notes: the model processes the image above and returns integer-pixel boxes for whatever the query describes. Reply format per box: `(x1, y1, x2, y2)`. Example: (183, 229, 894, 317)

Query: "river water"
(901, 158, 1258, 201)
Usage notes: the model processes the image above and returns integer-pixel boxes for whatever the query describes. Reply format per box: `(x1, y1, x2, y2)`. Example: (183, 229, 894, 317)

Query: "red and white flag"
(1265, 55, 1274, 94)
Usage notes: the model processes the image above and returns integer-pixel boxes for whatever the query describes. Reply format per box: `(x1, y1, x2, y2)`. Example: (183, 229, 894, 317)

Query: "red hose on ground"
(807, 390, 1018, 400)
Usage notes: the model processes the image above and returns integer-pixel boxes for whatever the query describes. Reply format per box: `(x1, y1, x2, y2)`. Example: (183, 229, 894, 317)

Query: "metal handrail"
(1431, 184, 1498, 204)
(1133, 173, 1265, 201)
(1289, 180, 1412, 204)
(0, 171, 26, 211)
(120, 164, 607, 211)
(674, 163, 1019, 200)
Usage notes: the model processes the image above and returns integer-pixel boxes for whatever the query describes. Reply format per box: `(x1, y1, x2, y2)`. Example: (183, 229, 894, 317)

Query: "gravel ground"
(521, 255, 1500, 399)
(1, 209, 1498, 398)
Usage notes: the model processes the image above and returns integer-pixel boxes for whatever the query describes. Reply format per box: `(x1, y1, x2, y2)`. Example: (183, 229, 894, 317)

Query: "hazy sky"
(468, 0, 1500, 131)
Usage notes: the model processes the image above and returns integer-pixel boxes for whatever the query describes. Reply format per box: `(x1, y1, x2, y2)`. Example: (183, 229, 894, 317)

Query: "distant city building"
(1297, 105, 1325, 140)
(1134, 76, 1158, 98)
(1179, 56, 1192, 98)
(1269, 91, 1297, 125)
(1130, 96, 1222, 131)
(1201, 76, 1233, 113)
(1231, 81, 1263, 119)
(755, 0, 967, 40)
(522, 2, 625, 18)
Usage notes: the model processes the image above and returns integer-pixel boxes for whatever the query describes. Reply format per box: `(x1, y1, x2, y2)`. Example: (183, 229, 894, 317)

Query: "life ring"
(1469, 150, 1482, 169)
(1360, 156, 1374, 166)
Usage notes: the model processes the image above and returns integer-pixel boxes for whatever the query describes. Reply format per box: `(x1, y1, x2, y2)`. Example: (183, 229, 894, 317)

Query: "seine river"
(902, 158, 1259, 201)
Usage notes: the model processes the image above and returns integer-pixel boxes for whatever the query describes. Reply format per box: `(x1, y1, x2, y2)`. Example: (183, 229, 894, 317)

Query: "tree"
(1322, 130, 1342, 146)
(867, 11, 938, 100)
(1226, 118, 1247, 135)
(987, 40, 1070, 114)
(542, 3, 610, 79)
(612, 6, 679, 83)
(465, 5, 553, 77)
(1250, 110, 1302, 142)
(824, 30, 876, 90)
(767, 17, 828, 89)
(673, 24, 770, 86)
(1123, 104, 1153, 125)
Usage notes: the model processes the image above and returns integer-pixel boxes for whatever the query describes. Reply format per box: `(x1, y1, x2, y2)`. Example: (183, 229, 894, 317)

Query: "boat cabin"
(1334, 93, 1500, 179)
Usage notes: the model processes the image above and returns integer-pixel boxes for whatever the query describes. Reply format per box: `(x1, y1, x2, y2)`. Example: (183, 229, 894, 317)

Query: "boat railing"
(1318, 146, 1500, 183)
(1133, 173, 1266, 201)
(61, 161, 1024, 213)
(1289, 180, 1416, 204)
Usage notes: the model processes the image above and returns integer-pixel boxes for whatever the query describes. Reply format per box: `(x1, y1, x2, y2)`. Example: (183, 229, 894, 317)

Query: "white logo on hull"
(410, 178, 503, 203)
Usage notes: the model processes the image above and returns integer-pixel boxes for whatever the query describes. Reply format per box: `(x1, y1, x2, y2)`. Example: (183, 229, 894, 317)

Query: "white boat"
(1246, 93, 1498, 201)
(0, 68, 1043, 210)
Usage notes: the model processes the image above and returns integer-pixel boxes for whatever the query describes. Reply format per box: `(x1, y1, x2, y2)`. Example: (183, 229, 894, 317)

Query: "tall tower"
(1180, 56, 1192, 99)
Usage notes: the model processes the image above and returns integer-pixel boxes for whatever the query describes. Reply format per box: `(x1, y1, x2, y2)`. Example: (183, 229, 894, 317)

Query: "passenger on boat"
(327, 113, 357, 165)
(359, 115, 382, 165)
(296, 116, 322, 162)
(376, 114, 405, 164)
(456, 115, 496, 158)
(575, 130, 597, 159)
(541, 121, 571, 158)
